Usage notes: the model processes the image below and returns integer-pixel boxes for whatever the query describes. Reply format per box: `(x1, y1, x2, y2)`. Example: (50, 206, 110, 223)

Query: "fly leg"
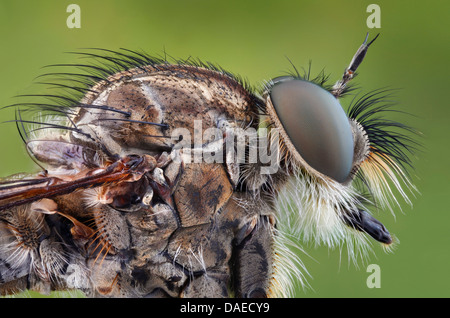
(181, 270, 230, 298)
(0, 199, 82, 295)
(233, 215, 274, 298)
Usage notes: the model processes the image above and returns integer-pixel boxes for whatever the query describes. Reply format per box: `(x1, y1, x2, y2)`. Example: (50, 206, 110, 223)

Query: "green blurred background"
(0, 0, 448, 298)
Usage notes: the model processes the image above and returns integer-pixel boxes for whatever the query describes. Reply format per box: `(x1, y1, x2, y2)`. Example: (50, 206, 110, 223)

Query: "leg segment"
(233, 215, 274, 298)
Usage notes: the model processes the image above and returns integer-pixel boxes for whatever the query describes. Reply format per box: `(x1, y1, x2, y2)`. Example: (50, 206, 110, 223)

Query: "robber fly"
(0, 33, 417, 297)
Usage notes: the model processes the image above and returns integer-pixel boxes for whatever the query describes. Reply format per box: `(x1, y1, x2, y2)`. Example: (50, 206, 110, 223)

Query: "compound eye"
(269, 79, 354, 183)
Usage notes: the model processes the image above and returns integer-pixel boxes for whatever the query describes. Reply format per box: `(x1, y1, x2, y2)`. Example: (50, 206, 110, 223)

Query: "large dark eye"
(269, 78, 354, 183)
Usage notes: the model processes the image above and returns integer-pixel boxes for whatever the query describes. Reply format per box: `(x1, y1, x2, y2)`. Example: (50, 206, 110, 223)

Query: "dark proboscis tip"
(344, 209, 392, 244)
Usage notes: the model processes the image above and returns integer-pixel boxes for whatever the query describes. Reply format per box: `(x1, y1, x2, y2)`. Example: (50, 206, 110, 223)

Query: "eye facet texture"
(270, 79, 354, 183)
